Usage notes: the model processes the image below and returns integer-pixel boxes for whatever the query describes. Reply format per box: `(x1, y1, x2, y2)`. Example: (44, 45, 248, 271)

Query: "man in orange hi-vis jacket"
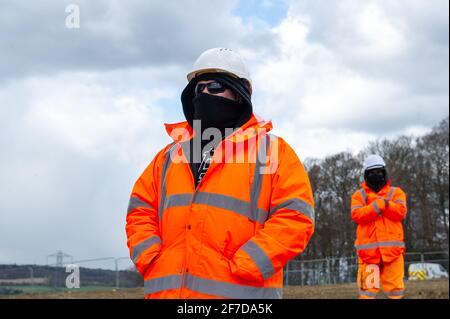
(125, 48, 315, 299)
(351, 154, 407, 299)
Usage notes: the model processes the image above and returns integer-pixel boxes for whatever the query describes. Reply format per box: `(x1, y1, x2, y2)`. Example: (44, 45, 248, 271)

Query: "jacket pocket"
(143, 250, 163, 278)
(221, 232, 238, 260)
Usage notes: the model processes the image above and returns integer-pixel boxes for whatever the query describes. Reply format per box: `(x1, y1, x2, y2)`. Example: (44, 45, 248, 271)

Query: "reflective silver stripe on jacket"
(383, 290, 405, 297)
(387, 187, 397, 201)
(184, 274, 282, 299)
(373, 201, 381, 214)
(144, 275, 182, 295)
(127, 196, 153, 215)
(164, 193, 192, 210)
(250, 134, 271, 223)
(355, 241, 405, 250)
(159, 144, 176, 220)
(351, 205, 363, 212)
(241, 240, 275, 280)
(359, 290, 377, 297)
(131, 236, 161, 264)
(359, 188, 367, 204)
(160, 191, 270, 224)
(144, 274, 282, 299)
(269, 198, 315, 223)
(193, 192, 268, 224)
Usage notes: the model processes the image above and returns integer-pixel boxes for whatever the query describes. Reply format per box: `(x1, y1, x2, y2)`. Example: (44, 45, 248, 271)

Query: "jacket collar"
(361, 180, 392, 195)
(164, 113, 273, 144)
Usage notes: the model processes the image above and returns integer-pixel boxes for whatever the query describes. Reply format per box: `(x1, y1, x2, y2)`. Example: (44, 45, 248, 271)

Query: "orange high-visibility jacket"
(126, 114, 315, 299)
(351, 181, 407, 264)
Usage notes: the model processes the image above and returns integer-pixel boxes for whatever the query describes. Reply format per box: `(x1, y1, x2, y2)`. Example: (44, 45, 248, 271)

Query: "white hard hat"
(363, 154, 386, 171)
(187, 48, 252, 85)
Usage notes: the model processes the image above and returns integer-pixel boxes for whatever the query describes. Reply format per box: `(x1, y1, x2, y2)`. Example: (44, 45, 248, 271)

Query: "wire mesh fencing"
(284, 251, 449, 286)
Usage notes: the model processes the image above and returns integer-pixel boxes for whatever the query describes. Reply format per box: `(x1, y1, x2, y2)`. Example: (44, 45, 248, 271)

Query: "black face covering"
(192, 93, 251, 134)
(364, 168, 388, 193)
(181, 73, 253, 131)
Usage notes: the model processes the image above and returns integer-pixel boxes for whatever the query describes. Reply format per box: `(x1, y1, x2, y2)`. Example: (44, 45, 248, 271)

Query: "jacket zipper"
(179, 148, 194, 298)
(179, 141, 225, 297)
(177, 131, 252, 296)
(176, 144, 212, 297)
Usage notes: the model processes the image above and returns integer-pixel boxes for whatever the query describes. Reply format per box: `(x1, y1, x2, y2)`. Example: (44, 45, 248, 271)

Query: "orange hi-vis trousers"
(357, 255, 405, 299)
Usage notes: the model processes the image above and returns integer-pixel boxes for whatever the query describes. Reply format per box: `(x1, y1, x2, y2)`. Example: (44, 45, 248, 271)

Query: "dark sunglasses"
(194, 81, 227, 96)
(366, 168, 385, 176)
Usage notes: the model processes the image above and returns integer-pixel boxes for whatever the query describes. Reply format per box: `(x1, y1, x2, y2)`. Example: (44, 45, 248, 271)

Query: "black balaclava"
(192, 93, 248, 134)
(181, 72, 252, 135)
(364, 168, 388, 193)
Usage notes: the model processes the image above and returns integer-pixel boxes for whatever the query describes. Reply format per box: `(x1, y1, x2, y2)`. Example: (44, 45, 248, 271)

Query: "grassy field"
(1, 279, 448, 299)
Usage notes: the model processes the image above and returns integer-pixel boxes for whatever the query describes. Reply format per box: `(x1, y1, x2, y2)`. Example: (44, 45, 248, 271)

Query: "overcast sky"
(0, 0, 448, 268)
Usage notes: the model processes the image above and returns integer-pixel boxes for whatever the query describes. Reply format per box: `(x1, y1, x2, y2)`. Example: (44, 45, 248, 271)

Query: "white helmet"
(363, 154, 386, 171)
(187, 48, 252, 86)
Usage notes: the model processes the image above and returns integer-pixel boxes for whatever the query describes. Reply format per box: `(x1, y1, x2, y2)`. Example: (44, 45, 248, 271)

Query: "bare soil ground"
(2, 279, 448, 299)
(283, 279, 449, 299)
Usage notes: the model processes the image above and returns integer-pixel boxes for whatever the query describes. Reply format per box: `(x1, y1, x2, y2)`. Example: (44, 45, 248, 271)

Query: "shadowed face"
(364, 167, 387, 192)
(366, 168, 384, 178)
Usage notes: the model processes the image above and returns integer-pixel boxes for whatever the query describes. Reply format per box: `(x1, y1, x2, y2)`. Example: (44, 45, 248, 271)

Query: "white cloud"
(0, 0, 276, 82)
(353, 2, 406, 59)
(0, 0, 448, 266)
(23, 73, 168, 163)
(0, 70, 178, 265)
(250, 0, 449, 159)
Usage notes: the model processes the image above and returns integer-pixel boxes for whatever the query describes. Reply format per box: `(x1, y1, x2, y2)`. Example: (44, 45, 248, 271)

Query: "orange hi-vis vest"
(126, 114, 315, 299)
(351, 181, 407, 264)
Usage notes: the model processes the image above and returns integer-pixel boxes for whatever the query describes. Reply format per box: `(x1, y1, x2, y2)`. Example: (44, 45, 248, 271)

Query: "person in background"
(351, 154, 407, 299)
